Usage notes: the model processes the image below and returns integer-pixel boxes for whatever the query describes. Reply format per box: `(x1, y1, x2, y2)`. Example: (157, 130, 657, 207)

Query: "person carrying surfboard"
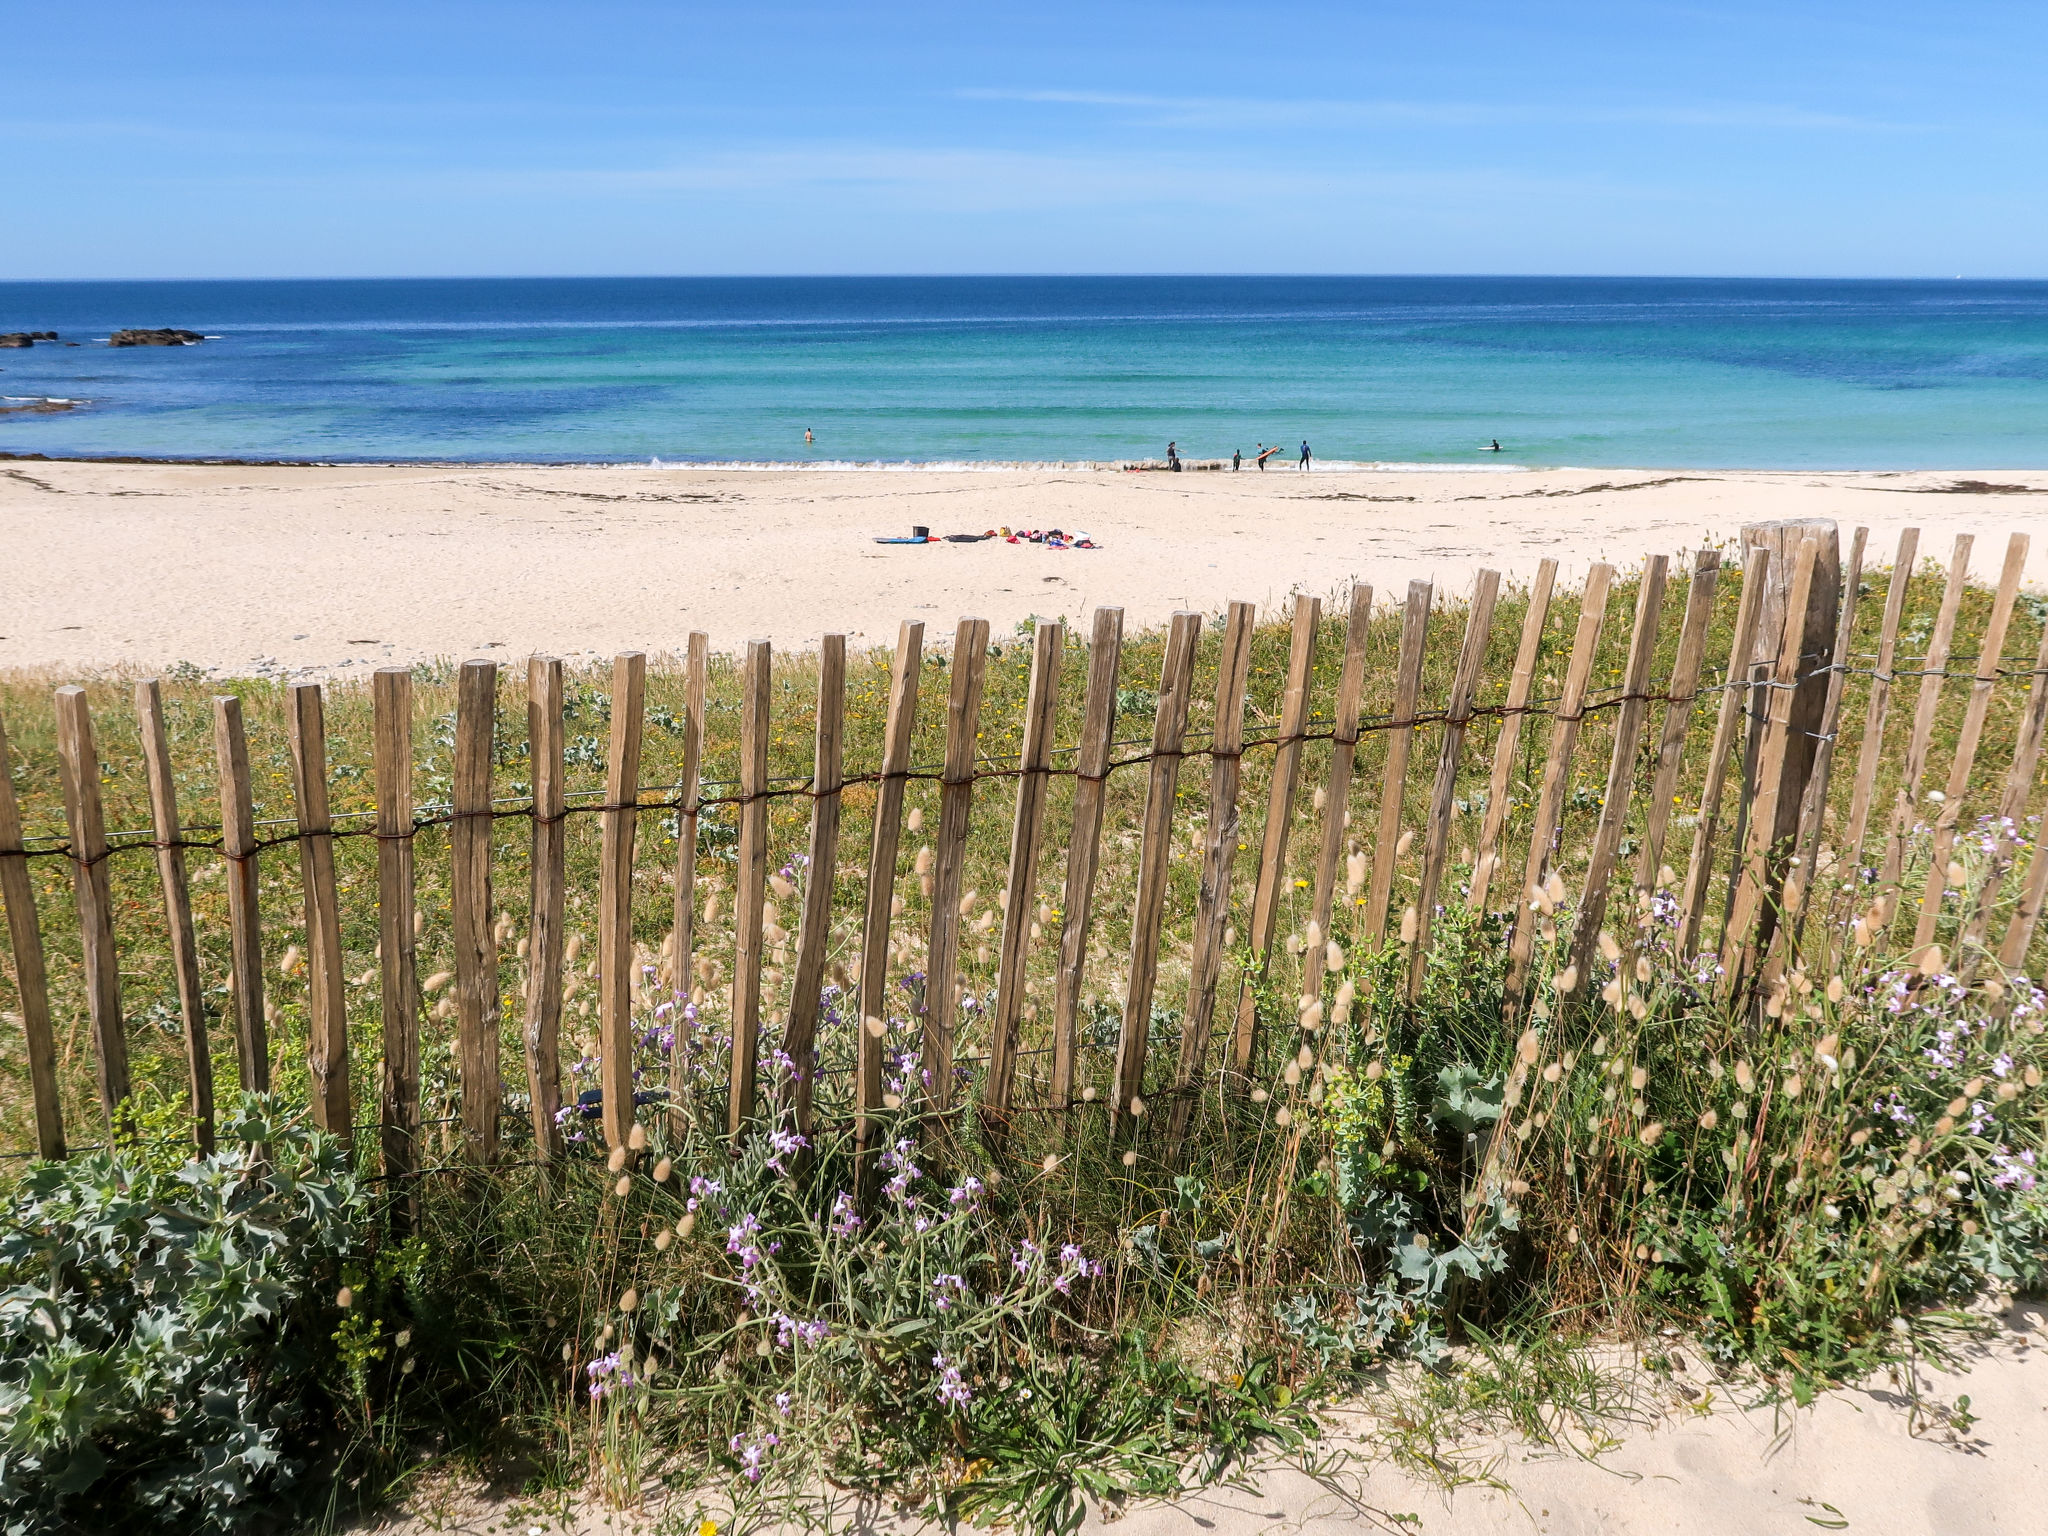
(1254, 442, 1281, 470)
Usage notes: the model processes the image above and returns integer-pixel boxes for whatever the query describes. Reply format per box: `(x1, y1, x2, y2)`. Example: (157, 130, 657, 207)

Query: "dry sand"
(4, 460, 2046, 676)
(362, 1303, 2048, 1536)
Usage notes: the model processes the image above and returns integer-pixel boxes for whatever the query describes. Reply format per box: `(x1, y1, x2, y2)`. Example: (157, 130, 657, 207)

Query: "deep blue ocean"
(3, 276, 2046, 468)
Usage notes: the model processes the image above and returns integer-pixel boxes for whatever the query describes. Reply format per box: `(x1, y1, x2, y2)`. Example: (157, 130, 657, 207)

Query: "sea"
(3, 276, 2047, 469)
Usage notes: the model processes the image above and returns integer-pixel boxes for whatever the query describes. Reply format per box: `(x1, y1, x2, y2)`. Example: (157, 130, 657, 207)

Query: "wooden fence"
(2, 518, 2045, 1171)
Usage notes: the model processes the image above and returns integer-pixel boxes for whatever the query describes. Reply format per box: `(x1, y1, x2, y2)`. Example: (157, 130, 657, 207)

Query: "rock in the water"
(1, 332, 62, 346)
(108, 328, 206, 347)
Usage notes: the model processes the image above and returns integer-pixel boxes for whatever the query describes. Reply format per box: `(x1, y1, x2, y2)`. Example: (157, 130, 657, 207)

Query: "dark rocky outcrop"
(0, 332, 57, 348)
(108, 328, 206, 347)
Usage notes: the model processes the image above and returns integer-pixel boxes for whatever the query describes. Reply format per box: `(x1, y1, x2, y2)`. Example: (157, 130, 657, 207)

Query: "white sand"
(4, 461, 2044, 675)
(361, 1303, 2048, 1536)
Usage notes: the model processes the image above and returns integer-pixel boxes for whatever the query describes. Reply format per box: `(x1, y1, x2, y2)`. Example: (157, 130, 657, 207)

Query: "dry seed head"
(655, 1229, 673, 1253)
(907, 806, 925, 832)
(865, 1016, 887, 1039)
(1304, 920, 1323, 952)
(652, 1157, 673, 1183)
(914, 846, 934, 876)
(1999, 1081, 2020, 1101)
(628, 1123, 648, 1151)
(1517, 1029, 1540, 1063)
(703, 893, 721, 925)
(1082, 1085, 1098, 1102)
(1529, 882, 1554, 916)
(1039, 901, 1054, 925)
(1121, 1150, 1138, 1167)
(1333, 979, 1355, 1022)
(1555, 965, 1580, 993)
(1601, 978, 1623, 1006)
(607, 1146, 629, 1174)
(1848, 1129, 1869, 1147)
(620, 1288, 639, 1313)
(1300, 1000, 1325, 1031)
(1400, 906, 1418, 944)
(1543, 870, 1566, 905)
(1784, 1074, 1803, 1099)
(959, 888, 979, 916)
(1656, 864, 1676, 889)
(1042, 1153, 1061, 1173)
(678, 1213, 696, 1237)
(280, 945, 303, 977)
(1734, 1060, 1755, 1091)
(1395, 829, 1414, 857)
(1285, 933, 1303, 956)
(1283, 1061, 1302, 1086)
(1946, 861, 1967, 887)
(1635, 955, 1652, 984)
(1626, 993, 1648, 1021)
(1364, 1060, 1385, 1081)
(336, 1286, 353, 1310)
(1947, 1096, 1969, 1116)
(563, 1341, 575, 1363)
(1275, 1106, 1293, 1126)
(1708, 1057, 1724, 1079)
(1597, 931, 1621, 963)
(1935, 1115, 1956, 1135)
(1630, 1065, 1648, 1091)
(768, 872, 795, 899)
(422, 970, 453, 995)
(1129, 1095, 1147, 1117)
(1917, 944, 1946, 977)
(1326, 941, 1345, 970)
(1251, 1087, 1270, 1103)
(1542, 1061, 1563, 1083)
(882, 1092, 902, 1109)
(1732, 1100, 1749, 1122)
(614, 1175, 632, 1197)
(1698, 1108, 1718, 1130)
(1640, 1121, 1665, 1145)
(1827, 975, 1844, 1003)
(2027, 1066, 2043, 1088)
(1346, 851, 1368, 895)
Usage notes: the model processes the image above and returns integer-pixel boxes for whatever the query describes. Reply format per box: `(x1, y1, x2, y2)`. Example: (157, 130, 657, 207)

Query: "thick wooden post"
(1783, 528, 1870, 931)
(786, 635, 848, 1132)
(136, 680, 215, 1151)
(1739, 519, 1842, 853)
(524, 657, 566, 1159)
(54, 688, 129, 1122)
(1170, 599, 1255, 1147)
(599, 652, 647, 1151)
(856, 622, 923, 1154)
(729, 641, 771, 1137)
(1110, 612, 1201, 1130)
(986, 621, 1064, 1115)
(451, 660, 500, 1158)
(1051, 608, 1123, 1105)
(213, 697, 268, 1092)
(922, 618, 991, 1120)
(288, 683, 352, 1142)
(373, 668, 420, 1181)
(0, 712, 64, 1159)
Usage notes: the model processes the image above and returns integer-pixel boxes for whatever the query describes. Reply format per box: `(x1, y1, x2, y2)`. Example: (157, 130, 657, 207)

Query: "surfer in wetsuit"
(1489, 439, 1502, 452)
(1233, 448, 1242, 471)
(1299, 439, 1311, 470)
(1167, 440, 1181, 471)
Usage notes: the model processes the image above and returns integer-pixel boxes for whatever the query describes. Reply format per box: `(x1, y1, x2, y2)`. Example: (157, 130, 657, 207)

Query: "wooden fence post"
(1231, 595, 1319, 1076)
(1963, 600, 2048, 960)
(0, 712, 64, 1159)
(54, 687, 129, 1123)
(1841, 528, 1921, 864)
(922, 618, 990, 1122)
(1676, 553, 1770, 956)
(1740, 520, 1842, 854)
(1782, 528, 1869, 932)
(986, 621, 1064, 1116)
(524, 657, 566, 1159)
(1170, 599, 1255, 1148)
(1566, 555, 1667, 976)
(1301, 584, 1375, 1001)
(1632, 551, 1722, 899)
(1110, 612, 1201, 1131)
(669, 631, 710, 1074)
(1723, 537, 1822, 983)
(1910, 534, 2028, 956)
(136, 680, 215, 1151)
(856, 622, 923, 1160)
(288, 683, 352, 1142)
(1052, 607, 1123, 1105)
(729, 641, 771, 1138)
(1364, 582, 1433, 950)
(373, 668, 420, 1181)
(213, 697, 268, 1092)
(598, 652, 647, 1152)
(1877, 536, 1972, 916)
(451, 659, 500, 1159)
(1503, 564, 1615, 1010)
(787, 634, 848, 1133)
(1409, 570, 1501, 998)
(1470, 559, 1559, 912)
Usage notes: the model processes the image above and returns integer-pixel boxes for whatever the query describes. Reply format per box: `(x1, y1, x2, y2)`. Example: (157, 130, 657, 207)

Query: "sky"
(5, 1, 2046, 279)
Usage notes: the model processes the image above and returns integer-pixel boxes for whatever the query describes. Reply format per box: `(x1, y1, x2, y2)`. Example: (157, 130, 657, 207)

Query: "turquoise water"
(2, 276, 2046, 467)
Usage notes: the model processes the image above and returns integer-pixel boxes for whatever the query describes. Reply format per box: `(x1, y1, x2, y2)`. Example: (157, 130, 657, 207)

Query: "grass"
(2, 548, 2047, 1531)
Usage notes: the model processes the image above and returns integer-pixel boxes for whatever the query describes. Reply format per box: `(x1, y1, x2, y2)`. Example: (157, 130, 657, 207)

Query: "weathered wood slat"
(1503, 564, 1615, 1007)
(1231, 596, 1319, 1075)
(1567, 556, 1668, 976)
(373, 668, 420, 1180)
(856, 622, 923, 1149)
(523, 657, 566, 1159)
(1409, 570, 1501, 998)
(0, 712, 64, 1159)
(1470, 558, 1559, 912)
(1301, 584, 1374, 1001)
(1878, 536, 1973, 915)
(668, 632, 710, 1074)
(1782, 528, 1869, 933)
(1052, 607, 1123, 1103)
(2000, 810, 2048, 970)
(1962, 601, 2048, 958)
(1110, 611, 1201, 1128)
(1364, 583, 1434, 950)
(1632, 551, 1722, 895)
(1170, 599, 1255, 1148)
(1676, 553, 1771, 955)
(986, 621, 1064, 1115)
(136, 679, 214, 1151)
(922, 618, 991, 1120)
(287, 682, 352, 1141)
(1722, 537, 1821, 981)
(212, 696, 268, 1092)
(600, 651, 648, 1150)
(1841, 528, 1921, 863)
(786, 634, 848, 1132)
(451, 659, 500, 1158)
(54, 688, 129, 1122)
(729, 641, 771, 1137)
(1911, 534, 2028, 955)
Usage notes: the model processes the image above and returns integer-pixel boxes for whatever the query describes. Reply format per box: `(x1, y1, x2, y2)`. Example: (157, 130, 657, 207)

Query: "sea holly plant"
(0, 1094, 361, 1533)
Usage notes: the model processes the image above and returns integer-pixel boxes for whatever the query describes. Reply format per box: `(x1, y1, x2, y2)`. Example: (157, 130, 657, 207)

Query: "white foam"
(658, 457, 1532, 474)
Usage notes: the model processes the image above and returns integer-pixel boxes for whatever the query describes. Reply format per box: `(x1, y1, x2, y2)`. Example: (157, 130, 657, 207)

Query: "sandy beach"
(4, 459, 2045, 675)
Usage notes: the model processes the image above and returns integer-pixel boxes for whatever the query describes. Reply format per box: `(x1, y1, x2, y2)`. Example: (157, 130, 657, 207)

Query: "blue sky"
(6, 1, 2044, 278)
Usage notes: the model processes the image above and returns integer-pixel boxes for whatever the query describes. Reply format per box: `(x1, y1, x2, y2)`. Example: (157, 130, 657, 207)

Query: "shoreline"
(5, 459, 2045, 677)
